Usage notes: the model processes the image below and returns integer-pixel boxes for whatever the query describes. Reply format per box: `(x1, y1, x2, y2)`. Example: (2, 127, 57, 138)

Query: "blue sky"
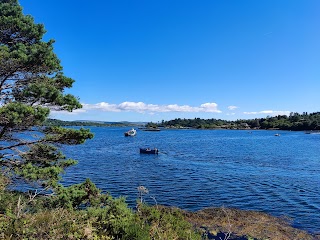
(20, 0, 320, 122)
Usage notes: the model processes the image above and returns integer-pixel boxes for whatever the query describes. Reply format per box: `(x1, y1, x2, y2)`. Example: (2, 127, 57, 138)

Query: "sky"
(19, 0, 320, 122)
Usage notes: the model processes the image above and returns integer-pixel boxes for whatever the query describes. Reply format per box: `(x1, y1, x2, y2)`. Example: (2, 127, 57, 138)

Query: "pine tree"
(0, 0, 93, 191)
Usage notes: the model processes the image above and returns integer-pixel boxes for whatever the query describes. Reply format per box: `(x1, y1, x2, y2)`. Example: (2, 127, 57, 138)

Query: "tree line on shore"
(147, 112, 320, 131)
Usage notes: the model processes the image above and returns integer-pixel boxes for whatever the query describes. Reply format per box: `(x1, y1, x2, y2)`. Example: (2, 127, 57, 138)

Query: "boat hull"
(140, 148, 159, 154)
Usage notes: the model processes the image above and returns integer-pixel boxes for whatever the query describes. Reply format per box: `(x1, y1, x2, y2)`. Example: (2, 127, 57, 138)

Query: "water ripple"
(61, 128, 320, 233)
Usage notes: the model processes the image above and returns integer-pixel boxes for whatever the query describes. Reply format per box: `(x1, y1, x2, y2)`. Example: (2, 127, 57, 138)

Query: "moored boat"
(140, 148, 159, 154)
(124, 128, 137, 137)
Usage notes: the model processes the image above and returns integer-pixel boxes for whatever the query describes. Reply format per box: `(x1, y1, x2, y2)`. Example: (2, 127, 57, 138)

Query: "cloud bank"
(56, 101, 222, 114)
(51, 101, 291, 119)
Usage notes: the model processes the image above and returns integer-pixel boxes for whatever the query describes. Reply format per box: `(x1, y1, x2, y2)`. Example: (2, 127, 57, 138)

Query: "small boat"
(140, 148, 159, 154)
(274, 133, 280, 136)
(124, 128, 137, 137)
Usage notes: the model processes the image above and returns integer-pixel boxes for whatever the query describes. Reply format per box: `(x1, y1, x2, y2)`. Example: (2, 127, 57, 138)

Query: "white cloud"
(82, 102, 120, 112)
(55, 101, 222, 115)
(228, 105, 238, 110)
(199, 103, 221, 112)
(50, 108, 87, 115)
(243, 110, 290, 116)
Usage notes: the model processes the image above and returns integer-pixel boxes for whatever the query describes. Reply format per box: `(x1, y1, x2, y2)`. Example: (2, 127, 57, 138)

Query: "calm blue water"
(61, 127, 320, 233)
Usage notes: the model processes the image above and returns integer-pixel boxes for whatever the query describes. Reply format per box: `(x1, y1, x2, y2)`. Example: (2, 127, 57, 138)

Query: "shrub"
(137, 204, 202, 240)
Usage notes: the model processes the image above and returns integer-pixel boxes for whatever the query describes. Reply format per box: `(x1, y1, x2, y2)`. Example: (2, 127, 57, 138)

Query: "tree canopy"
(0, 0, 93, 191)
(151, 112, 320, 131)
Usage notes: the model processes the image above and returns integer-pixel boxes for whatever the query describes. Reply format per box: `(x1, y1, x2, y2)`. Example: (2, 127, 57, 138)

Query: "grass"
(1, 176, 319, 239)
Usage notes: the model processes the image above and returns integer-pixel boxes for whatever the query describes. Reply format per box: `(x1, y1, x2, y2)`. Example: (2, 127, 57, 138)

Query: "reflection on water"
(61, 128, 320, 233)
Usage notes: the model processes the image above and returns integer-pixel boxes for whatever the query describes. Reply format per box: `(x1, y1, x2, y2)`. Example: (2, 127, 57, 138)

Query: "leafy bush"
(137, 204, 202, 240)
(86, 197, 149, 239)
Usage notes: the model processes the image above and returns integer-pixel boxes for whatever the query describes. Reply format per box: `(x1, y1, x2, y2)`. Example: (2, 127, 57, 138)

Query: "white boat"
(274, 133, 280, 136)
(124, 128, 137, 137)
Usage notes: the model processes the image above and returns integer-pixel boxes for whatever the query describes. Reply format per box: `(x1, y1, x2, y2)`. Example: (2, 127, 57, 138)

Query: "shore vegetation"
(148, 112, 320, 131)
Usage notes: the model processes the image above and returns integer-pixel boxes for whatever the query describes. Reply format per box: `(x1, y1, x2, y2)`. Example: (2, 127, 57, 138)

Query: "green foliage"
(0, 208, 90, 240)
(0, 198, 150, 240)
(145, 122, 158, 128)
(0, 173, 10, 191)
(86, 197, 150, 240)
(0, 174, 202, 240)
(14, 75, 81, 111)
(154, 112, 320, 131)
(0, 102, 49, 128)
(138, 205, 202, 240)
(52, 179, 105, 209)
(44, 126, 94, 144)
(0, 186, 148, 239)
(0, 0, 93, 192)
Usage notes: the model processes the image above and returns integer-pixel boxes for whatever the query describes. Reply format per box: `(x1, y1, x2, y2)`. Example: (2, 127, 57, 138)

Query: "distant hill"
(43, 119, 146, 127)
(148, 112, 320, 131)
(74, 120, 107, 123)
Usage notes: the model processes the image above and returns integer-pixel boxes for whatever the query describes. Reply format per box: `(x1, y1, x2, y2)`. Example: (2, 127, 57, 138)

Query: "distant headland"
(45, 112, 320, 132)
(146, 112, 320, 131)
(44, 118, 146, 127)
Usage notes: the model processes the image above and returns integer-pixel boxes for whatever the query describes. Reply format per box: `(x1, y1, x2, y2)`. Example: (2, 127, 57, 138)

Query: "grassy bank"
(0, 180, 318, 240)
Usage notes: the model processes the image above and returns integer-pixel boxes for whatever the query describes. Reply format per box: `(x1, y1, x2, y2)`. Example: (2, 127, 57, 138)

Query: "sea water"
(61, 127, 320, 233)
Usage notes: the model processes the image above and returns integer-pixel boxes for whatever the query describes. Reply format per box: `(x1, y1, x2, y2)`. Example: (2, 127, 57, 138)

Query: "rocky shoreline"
(179, 206, 319, 240)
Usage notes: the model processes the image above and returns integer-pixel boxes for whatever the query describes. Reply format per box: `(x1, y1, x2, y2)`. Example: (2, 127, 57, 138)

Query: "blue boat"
(140, 148, 159, 154)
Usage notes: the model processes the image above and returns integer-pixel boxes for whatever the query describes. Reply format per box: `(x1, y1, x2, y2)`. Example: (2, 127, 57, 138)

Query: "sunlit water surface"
(61, 128, 320, 233)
